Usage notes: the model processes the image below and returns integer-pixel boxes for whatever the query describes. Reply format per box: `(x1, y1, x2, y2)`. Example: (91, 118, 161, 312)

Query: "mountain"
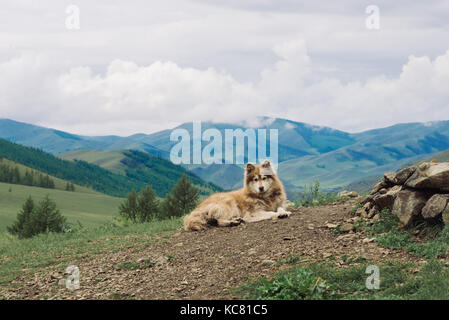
(2, 118, 449, 192)
(59, 149, 222, 197)
(0, 119, 168, 158)
(0, 138, 219, 197)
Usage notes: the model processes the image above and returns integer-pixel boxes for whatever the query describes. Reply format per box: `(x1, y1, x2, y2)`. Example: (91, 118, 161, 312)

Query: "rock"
(359, 195, 374, 205)
(372, 214, 380, 222)
(338, 190, 359, 198)
(363, 202, 372, 210)
(261, 260, 275, 265)
(443, 205, 449, 224)
(340, 223, 355, 232)
(371, 181, 389, 194)
(379, 188, 388, 194)
(325, 223, 338, 229)
(373, 193, 395, 211)
(362, 238, 375, 243)
(421, 194, 449, 219)
(392, 189, 430, 226)
(384, 172, 396, 184)
(394, 166, 417, 185)
(367, 207, 377, 219)
(405, 162, 449, 191)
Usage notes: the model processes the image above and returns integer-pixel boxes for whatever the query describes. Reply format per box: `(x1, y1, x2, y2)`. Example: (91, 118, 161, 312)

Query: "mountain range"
(1, 118, 449, 192)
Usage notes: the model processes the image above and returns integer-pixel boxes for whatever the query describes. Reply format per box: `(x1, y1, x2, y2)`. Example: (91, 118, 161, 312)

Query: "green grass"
(364, 208, 449, 259)
(0, 217, 182, 286)
(293, 180, 346, 208)
(238, 258, 449, 300)
(0, 181, 123, 232)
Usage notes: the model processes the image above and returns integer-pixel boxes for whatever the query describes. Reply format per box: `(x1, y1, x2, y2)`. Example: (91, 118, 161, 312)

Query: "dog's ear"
(260, 160, 275, 175)
(261, 160, 271, 168)
(246, 163, 255, 174)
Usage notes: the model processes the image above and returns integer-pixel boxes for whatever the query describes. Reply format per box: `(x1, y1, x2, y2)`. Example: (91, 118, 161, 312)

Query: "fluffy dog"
(184, 160, 289, 231)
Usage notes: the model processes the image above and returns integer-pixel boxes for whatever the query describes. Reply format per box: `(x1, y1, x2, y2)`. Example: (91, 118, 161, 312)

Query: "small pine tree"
(7, 195, 66, 238)
(119, 189, 139, 222)
(7, 196, 35, 237)
(24, 195, 66, 237)
(160, 174, 199, 218)
(137, 186, 159, 222)
(70, 182, 75, 192)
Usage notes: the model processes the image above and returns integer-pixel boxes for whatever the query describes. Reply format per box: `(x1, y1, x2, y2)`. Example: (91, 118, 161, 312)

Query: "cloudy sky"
(1, 0, 449, 136)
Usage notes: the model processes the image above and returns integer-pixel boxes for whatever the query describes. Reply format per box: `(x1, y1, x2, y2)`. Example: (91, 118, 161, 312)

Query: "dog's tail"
(184, 209, 208, 231)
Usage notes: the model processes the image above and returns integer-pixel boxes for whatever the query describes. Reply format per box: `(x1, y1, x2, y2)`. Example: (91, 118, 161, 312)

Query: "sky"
(1, 0, 449, 136)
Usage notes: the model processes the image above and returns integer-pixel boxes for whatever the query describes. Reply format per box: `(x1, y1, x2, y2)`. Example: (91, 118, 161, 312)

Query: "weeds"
(294, 180, 345, 208)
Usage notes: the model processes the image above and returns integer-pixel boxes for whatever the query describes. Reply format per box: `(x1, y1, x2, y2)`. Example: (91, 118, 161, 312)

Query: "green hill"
(0, 138, 151, 197)
(3, 118, 449, 192)
(0, 181, 122, 232)
(59, 149, 222, 197)
(0, 157, 96, 194)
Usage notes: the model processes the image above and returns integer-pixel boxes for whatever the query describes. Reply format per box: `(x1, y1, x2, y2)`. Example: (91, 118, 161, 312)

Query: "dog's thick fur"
(184, 160, 289, 231)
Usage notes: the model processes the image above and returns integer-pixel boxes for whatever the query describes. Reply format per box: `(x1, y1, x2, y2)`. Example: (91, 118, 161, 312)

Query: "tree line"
(119, 174, 200, 222)
(0, 159, 55, 189)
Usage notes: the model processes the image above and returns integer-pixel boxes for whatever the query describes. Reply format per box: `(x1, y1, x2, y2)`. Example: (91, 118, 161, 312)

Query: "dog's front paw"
(277, 211, 291, 219)
(230, 217, 244, 226)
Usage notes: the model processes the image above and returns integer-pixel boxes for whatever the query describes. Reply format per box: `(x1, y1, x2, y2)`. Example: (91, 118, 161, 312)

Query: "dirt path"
(7, 199, 418, 299)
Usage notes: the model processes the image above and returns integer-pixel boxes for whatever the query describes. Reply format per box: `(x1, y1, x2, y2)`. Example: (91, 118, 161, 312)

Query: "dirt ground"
(5, 198, 419, 300)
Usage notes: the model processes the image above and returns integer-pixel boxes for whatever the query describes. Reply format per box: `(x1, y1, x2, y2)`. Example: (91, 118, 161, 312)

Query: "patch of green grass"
(239, 258, 449, 300)
(294, 180, 347, 208)
(240, 266, 336, 300)
(0, 217, 182, 285)
(366, 208, 449, 259)
(118, 258, 155, 270)
(0, 181, 123, 232)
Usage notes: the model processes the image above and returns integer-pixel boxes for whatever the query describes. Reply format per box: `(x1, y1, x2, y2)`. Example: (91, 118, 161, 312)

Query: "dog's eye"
(254, 178, 258, 182)
(262, 176, 267, 180)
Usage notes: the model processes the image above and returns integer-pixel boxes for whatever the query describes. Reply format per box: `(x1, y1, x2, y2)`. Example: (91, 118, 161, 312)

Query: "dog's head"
(244, 160, 277, 195)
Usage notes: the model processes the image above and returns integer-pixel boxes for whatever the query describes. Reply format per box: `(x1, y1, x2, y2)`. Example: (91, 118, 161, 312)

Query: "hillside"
(0, 138, 155, 197)
(0, 119, 168, 158)
(2, 118, 449, 192)
(0, 198, 418, 300)
(59, 149, 222, 197)
(0, 181, 122, 232)
(0, 158, 96, 194)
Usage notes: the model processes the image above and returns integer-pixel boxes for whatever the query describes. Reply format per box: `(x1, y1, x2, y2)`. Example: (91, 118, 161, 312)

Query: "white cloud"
(1, 42, 449, 135)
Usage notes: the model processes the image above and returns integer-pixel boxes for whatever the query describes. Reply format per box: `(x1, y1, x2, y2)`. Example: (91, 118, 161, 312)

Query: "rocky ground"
(3, 198, 421, 300)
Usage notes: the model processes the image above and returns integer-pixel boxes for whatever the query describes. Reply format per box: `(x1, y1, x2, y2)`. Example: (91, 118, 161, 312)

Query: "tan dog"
(184, 160, 289, 231)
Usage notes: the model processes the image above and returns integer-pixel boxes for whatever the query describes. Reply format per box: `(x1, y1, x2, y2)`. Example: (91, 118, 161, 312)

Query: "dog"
(184, 160, 290, 231)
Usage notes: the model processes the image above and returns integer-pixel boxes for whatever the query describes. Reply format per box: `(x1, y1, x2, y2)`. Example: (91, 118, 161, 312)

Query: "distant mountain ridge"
(2, 118, 449, 192)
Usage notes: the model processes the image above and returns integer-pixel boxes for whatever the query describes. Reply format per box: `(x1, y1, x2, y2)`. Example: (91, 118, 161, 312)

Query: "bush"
(7, 195, 67, 239)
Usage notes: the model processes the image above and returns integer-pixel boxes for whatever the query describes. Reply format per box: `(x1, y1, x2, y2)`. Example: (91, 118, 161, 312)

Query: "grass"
(365, 208, 449, 259)
(0, 181, 123, 232)
(0, 217, 183, 287)
(239, 257, 449, 300)
(294, 180, 347, 208)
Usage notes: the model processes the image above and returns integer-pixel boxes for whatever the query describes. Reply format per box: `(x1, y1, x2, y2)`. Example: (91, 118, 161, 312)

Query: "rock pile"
(357, 161, 449, 227)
